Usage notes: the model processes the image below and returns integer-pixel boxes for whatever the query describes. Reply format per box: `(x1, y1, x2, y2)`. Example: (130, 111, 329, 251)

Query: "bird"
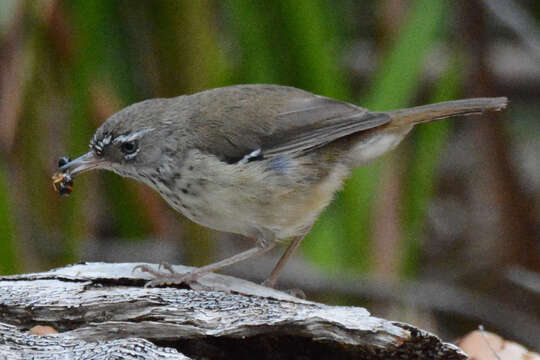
(54, 84, 507, 288)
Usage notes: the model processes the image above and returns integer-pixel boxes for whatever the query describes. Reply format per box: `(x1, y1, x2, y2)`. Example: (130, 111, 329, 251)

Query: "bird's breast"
(137, 149, 350, 241)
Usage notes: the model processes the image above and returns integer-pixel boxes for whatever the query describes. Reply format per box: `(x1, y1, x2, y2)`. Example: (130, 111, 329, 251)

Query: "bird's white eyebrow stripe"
(113, 128, 155, 143)
(101, 134, 112, 145)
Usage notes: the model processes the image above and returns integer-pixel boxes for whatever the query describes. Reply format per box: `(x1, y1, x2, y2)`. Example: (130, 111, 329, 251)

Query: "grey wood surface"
(0, 262, 467, 359)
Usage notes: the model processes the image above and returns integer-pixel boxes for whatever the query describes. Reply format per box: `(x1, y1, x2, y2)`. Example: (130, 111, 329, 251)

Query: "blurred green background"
(1, 0, 539, 348)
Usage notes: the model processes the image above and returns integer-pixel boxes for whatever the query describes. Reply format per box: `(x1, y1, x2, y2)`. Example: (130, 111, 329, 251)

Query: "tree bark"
(0, 262, 467, 359)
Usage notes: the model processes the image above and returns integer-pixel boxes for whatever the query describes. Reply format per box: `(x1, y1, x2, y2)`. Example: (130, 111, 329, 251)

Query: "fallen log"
(0, 262, 467, 359)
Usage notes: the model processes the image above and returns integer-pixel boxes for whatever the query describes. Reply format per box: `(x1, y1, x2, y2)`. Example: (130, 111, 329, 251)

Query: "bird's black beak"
(57, 151, 105, 176)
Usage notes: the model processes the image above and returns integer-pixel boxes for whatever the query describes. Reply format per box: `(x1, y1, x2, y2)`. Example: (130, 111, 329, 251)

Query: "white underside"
(348, 130, 408, 166)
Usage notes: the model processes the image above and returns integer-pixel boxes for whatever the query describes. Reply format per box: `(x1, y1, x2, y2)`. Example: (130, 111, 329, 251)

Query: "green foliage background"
(0, 0, 524, 279)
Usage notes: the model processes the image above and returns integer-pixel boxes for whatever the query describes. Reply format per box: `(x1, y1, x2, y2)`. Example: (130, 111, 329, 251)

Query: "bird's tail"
(386, 97, 508, 127)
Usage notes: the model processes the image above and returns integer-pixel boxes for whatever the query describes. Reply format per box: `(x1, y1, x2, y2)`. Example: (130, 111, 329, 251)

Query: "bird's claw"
(284, 288, 306, 299)
(157, 262, 175, 274)
(132, 264, 163, 277)
(261, 278, 306, 299)
(132, 264, 203, 288)
(143, 273, 199, 288)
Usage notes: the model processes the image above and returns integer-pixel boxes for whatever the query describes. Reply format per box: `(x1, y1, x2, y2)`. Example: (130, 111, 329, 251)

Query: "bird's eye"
(120, 141, 138, 155)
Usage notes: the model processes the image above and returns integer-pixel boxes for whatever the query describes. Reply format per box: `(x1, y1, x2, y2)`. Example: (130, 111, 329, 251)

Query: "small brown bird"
(54, 85, 507, 287)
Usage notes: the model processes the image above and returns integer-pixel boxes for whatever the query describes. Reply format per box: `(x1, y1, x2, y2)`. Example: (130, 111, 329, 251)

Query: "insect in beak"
(52, 152, 105, 196)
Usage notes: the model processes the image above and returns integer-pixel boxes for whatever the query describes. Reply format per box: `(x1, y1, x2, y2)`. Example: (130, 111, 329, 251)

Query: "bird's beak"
(58, 151, 105, 176)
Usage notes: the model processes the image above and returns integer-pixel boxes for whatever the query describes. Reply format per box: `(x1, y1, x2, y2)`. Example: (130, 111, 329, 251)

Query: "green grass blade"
(0, 166, 17, 274)
(338, 0, 447, 272)
(401, 59, 462, 277)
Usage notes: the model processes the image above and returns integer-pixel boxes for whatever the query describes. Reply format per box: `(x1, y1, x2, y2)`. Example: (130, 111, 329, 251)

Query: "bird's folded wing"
(194, 91, 391, 163)
(263, 97, 390, 157)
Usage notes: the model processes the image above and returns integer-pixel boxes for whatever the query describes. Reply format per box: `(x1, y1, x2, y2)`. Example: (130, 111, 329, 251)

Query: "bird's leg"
(136, 236, 277, 288)
(262, 226, 312, 288)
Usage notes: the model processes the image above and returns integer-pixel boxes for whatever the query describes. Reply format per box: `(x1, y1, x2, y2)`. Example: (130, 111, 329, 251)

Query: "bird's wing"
(262, 96, 390, 158)
(190, 85, 391, 163)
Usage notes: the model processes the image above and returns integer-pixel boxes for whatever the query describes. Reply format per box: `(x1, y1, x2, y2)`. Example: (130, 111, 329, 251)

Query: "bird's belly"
(155, 152, 349, 240)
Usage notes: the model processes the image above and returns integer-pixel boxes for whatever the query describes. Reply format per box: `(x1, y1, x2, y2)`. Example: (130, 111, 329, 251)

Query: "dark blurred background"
(1, 0, 539, 349)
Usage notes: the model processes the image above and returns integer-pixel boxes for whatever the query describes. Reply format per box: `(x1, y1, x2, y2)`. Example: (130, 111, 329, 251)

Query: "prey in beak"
(52, 152, 104, 196)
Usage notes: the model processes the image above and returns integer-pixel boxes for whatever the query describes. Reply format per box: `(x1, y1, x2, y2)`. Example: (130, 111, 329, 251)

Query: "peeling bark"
(0, 263, 467, 359)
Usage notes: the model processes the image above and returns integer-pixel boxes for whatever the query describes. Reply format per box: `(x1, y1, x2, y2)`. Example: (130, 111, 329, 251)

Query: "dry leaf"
(458, 330, 540, 360)
(28, 325, 58, 336)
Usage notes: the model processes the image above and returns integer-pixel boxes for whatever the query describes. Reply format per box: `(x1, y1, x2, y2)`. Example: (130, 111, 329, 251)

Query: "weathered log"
(0, 262, 467, 359)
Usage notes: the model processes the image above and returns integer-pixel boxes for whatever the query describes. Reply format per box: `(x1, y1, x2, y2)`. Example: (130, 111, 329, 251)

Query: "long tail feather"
(386, 97, 508, 126)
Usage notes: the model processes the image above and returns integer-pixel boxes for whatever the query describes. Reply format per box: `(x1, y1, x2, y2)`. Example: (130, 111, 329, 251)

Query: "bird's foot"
(284, 288, 306, 299)
(132, 263, 174, 278)
(261, 279, 306, 299)
(132, 263, 208, 289)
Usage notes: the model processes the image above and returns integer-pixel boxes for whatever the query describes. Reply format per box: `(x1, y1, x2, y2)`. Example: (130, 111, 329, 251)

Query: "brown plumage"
(53, 84, 507, 288)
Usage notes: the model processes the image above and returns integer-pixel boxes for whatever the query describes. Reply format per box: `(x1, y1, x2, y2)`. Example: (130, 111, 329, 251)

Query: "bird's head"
(56, 98, 178, 181)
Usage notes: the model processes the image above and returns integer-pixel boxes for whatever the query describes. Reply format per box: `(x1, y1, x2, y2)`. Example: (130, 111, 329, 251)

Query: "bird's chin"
(108, 164, 140, 180)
